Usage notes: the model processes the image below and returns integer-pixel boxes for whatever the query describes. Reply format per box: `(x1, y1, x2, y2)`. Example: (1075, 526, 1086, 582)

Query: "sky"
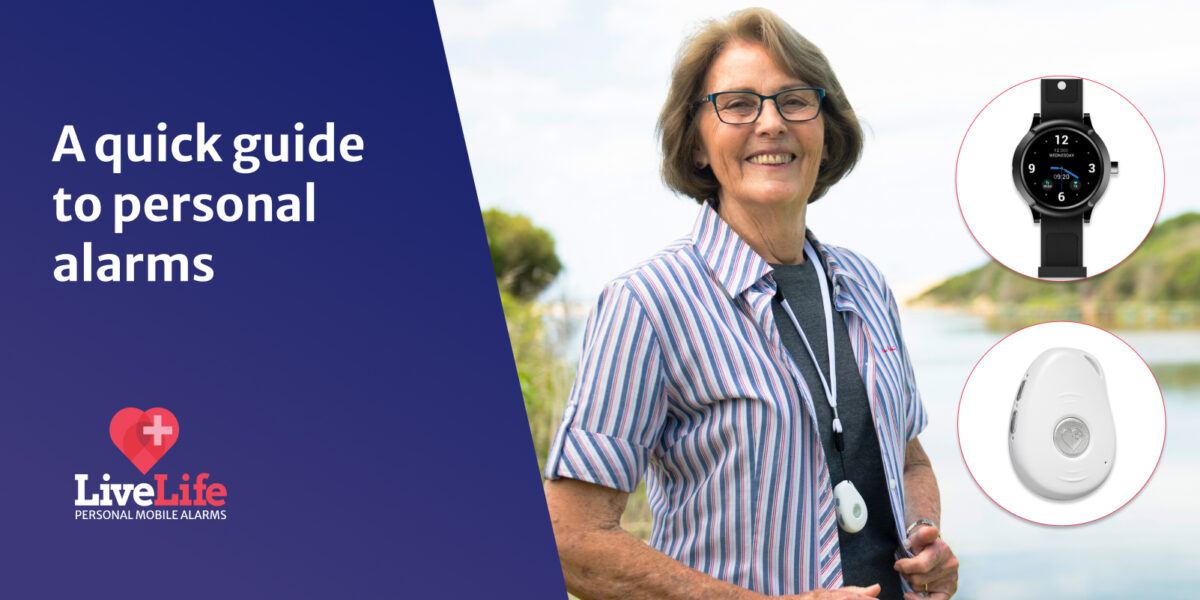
(436, 0, 1198, 302)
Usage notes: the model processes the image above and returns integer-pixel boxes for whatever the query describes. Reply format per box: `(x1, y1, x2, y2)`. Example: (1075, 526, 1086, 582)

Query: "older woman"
(543, 9, 957, 600)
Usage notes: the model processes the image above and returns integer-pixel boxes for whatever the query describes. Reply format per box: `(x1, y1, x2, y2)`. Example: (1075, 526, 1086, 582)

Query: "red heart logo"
(110, 407, 179, 474)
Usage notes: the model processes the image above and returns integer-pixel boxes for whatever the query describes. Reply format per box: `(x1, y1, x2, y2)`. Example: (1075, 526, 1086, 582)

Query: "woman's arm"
(894, 438, 958, 599)
(901, 438, 940, 528)
(545, 478, 883, 600)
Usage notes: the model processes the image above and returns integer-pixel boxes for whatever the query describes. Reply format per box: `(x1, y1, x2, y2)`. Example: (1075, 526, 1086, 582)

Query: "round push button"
(1054, 417, 1090, 457)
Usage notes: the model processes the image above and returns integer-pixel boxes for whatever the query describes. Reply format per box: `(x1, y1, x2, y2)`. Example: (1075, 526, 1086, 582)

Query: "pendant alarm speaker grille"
(1009, 347, 1115, 500)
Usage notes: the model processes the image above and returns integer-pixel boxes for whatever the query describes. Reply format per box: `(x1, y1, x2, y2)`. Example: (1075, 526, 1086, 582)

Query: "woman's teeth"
(748, 153, 794, 165)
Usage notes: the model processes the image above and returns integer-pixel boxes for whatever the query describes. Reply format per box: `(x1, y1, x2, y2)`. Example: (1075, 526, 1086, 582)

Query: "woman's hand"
(894, 525, 958, 599)
(775, 583, 881, 599)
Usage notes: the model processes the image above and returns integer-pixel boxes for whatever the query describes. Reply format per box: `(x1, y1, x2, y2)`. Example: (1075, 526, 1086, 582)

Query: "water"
(902, 308, 1200, 599)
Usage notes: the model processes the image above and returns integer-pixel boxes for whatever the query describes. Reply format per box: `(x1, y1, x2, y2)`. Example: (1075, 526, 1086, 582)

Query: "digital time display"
(1020, 126, 1102, 210)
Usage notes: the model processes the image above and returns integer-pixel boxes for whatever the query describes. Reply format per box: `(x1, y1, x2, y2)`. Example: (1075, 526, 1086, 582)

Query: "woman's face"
(694, 40, 825, 211)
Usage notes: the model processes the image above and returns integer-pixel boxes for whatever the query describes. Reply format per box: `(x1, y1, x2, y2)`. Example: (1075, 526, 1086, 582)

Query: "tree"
(482, 208, 569, 470)
(482, 208, 563, 300)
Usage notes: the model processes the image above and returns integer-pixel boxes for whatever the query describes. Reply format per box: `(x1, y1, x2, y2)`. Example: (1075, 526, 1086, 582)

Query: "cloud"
(434, 0, 569, 40)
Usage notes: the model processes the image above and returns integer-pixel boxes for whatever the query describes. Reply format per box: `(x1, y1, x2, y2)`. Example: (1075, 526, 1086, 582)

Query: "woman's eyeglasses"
(694, 88, 825, 124)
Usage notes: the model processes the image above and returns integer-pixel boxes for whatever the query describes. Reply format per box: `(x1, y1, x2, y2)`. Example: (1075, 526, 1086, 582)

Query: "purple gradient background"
(0, 3, 565, 597)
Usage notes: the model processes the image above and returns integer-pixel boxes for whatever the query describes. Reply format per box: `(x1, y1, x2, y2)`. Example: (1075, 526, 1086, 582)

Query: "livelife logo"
(74, 407, 228, 521)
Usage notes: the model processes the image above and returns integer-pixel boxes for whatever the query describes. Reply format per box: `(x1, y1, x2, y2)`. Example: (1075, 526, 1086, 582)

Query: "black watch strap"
(1041, 78, 1083, 122)
(1039, 215, 1087, 278)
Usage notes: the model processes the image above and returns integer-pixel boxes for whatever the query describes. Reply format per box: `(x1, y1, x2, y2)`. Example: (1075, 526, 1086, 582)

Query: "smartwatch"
(1011, 78, 1118, 278)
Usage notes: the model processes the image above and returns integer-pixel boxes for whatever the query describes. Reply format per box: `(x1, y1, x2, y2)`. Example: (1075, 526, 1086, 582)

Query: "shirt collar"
(690, 201, 865, 300)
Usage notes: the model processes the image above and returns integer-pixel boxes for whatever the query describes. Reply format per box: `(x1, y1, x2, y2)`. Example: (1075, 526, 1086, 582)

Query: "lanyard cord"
(777, 241, 846, 455)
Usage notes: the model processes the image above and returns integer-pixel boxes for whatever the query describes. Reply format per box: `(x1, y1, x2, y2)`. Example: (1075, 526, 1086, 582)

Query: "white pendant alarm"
(1008, 347, 1116, 500)
(833, 480, 867, 533)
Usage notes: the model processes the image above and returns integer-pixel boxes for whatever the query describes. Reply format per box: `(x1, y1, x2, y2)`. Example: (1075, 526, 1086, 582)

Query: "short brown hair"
(657, 8, 863, 206)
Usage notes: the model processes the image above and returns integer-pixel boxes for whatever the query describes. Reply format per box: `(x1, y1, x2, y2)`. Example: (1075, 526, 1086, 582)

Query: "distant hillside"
(914, 212, 1200, 328)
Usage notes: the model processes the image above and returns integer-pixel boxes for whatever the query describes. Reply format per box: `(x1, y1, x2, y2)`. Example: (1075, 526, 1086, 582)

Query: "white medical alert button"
(1054, 417, 1090, 457)
(1009, 347, 1115, 500)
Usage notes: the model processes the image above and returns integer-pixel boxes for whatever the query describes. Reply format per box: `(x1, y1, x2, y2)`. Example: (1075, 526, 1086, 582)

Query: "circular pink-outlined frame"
(954, 75, 1166, 282)
(956, 320, 1167, 527)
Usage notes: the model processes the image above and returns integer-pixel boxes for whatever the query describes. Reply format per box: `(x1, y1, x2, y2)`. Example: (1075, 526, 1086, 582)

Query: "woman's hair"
(657, 8, 863, 207)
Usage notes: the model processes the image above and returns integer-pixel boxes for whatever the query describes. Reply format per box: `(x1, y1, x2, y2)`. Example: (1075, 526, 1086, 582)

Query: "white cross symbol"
(142, 414, 174, 447)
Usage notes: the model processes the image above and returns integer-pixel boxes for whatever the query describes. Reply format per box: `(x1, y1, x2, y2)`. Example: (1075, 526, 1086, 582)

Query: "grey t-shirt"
(770, 259, 903, 599)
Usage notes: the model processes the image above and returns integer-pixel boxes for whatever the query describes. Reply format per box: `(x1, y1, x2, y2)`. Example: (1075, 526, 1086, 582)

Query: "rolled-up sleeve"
(543, 280, 668, 493)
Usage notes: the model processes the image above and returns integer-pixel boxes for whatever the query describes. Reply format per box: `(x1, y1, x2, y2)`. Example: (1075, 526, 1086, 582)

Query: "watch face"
(1019, 126, 1103, 210)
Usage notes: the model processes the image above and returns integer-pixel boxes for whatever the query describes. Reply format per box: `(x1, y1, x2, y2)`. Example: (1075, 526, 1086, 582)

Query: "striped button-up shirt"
(544, 203, 927, 595)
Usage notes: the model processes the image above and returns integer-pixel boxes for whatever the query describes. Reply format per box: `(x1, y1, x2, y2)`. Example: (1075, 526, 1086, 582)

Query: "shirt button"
(889, 478, 897, 489)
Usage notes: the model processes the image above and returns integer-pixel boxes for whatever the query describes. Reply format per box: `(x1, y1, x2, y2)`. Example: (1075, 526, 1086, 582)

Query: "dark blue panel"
(0, 3, 565, 598)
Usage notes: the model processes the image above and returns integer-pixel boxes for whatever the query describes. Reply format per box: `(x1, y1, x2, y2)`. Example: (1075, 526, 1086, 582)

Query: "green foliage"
(482, 208, 563, 300)
(499, 289, 572, 471)
(483, 208, 570, 470)
(916, 212, 1200, 316)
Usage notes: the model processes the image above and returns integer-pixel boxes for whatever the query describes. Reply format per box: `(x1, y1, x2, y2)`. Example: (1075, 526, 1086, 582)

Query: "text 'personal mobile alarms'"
(1009, 347, 1115, 500)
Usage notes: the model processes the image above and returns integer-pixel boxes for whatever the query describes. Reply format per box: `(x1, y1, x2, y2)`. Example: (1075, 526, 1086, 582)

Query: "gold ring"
(924, 583, 929, 593)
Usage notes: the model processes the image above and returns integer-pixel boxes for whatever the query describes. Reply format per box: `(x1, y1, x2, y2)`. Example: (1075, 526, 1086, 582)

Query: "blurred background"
(438, 1, 1200, 597)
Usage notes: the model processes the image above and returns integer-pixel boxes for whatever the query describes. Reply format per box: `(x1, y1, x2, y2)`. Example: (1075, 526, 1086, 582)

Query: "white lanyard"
(778, 243, 868, 534)
(778, 241, 843, 442)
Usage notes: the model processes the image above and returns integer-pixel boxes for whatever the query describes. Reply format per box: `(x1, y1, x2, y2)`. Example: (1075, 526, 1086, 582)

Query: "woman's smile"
(746, 151, 796, 166)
